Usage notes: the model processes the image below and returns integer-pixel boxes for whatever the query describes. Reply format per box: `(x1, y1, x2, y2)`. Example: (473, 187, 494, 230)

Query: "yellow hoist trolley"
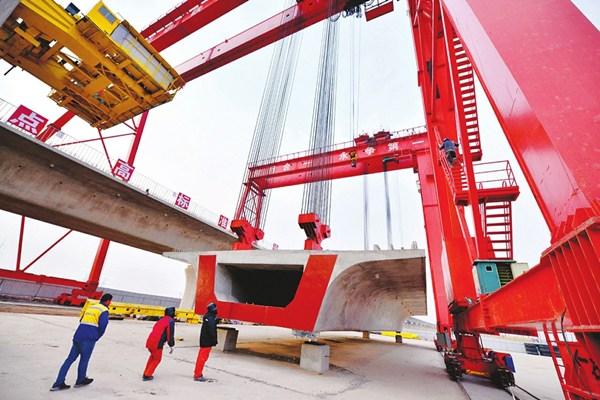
(0, 0, 185, 129)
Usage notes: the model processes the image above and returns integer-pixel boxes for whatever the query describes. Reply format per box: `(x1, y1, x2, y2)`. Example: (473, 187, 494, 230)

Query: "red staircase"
(440, 157, 520, 259)
(451, 33, 482, 161)
(482, 201, 513, 260)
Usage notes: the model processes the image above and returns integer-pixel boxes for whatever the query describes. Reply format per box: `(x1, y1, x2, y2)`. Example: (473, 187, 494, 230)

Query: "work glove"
(169, 346, 174, 354)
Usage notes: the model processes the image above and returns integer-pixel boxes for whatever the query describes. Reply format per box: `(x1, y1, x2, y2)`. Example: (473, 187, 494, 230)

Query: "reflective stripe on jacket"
(73, 302, 110, 343)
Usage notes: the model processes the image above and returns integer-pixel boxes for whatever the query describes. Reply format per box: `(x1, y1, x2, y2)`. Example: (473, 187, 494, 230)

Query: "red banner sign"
(8, 105, 48, 135)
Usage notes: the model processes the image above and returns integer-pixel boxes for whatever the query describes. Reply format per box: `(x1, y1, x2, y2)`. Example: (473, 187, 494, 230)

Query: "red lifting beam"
(176, 0, 359, 82)
(142, 0, 248, 52)
(246, 130, 428, 190)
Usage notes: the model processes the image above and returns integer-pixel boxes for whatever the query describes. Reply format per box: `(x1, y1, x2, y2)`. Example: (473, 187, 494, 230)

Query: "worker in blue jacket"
(50, 293, 113, 391)
(439, 137, 460, 167)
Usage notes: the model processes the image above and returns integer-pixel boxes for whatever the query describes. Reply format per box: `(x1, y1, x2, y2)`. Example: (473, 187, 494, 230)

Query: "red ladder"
(544, 323, 571, 399)
(452, 34, 482, 161)
(482, 201, 513, 259)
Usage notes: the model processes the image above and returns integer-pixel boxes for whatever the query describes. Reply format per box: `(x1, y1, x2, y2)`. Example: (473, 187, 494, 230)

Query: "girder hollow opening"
(216, 263, 303, 308)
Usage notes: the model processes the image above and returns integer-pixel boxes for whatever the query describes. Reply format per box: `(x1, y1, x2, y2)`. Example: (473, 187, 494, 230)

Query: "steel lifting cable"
(363, 169, 370, 250)
(392, 172, 404, 248)
(383, 164, 394, 249)
(348, 10, 369, 250)
(235, 0, 303, 228)
(301, 9, 341, 226)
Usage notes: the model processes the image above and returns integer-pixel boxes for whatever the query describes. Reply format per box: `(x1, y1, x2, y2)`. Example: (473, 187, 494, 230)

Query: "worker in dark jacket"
(50, 293, 113, 391)
(143, 306, 176, 381)
(194, 302, 219, 381)
(439, 137, 460, 167)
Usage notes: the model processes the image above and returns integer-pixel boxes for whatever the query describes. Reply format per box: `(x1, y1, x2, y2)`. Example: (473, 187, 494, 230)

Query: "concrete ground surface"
(0, 312, 562, 400)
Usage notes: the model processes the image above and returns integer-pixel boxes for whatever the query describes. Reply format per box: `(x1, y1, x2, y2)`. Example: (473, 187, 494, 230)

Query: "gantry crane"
(1, 0, 599, 397)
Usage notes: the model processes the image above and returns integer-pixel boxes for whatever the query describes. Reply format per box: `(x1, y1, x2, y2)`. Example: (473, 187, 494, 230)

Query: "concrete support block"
(300, 342, 330, 374)
(362, 331, 370, 339)
(395, 334, 403, 343)
(216, 327, 238, 352)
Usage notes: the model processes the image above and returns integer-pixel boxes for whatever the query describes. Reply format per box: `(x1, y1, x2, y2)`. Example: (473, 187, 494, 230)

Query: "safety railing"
(251, 125, 428, 168)
(0, 98, 278, 249)
(473, 160, 518, 190)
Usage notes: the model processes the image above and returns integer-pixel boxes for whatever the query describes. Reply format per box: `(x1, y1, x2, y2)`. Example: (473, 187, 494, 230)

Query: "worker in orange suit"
(143, 307, 176, 381)
(194, 302, 219, 382)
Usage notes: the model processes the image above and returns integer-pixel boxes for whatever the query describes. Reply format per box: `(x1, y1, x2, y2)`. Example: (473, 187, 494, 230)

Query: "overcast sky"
(1, 0, 598, 323)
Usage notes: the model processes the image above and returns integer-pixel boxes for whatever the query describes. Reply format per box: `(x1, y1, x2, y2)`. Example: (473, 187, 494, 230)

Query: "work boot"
(74, 377, 93, 388)
(194, 375, 206, 382)
(50, 382, 71, 391)
(143, 375, 154, 381)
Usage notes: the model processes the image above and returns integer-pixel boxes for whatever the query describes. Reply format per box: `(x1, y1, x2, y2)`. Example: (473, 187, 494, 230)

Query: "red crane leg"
(176, 0, 353, 82)
(86, 239, 109, 292)
(414, 145, 453, 334)
(142, 0, 249, 51)
(410, 0, 478, 311)
(16, 216, 25, 271)
(441, 0, 600, 379)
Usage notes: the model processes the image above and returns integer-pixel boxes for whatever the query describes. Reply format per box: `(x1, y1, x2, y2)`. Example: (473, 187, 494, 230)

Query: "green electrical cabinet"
(472, 261, 502, 297)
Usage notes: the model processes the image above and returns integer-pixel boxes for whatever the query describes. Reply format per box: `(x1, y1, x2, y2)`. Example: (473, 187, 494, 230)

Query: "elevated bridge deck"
(0, 121, 236, 254)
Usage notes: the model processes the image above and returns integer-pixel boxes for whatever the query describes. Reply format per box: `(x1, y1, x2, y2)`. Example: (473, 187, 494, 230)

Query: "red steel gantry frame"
(168, 0, 599, 395)
(408, 0, 600, 396)
(4, 0, 599, 396)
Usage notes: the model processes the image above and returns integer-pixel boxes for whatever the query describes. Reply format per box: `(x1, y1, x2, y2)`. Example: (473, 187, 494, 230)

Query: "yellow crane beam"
(81, 299, 201, 324)
(0, 1, 184, 129)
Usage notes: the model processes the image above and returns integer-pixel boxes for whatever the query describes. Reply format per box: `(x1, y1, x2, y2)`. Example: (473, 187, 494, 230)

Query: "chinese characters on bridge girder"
(112, 159, 135, 182)
(176, 192, 191, 210)
(218, 215, 229, 229)
(272, 243, 279, 250)
(8, 105, 48, 135)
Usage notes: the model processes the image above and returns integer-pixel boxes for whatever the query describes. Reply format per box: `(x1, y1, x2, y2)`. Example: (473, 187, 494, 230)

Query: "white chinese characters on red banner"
(9, 105, 48, 135)
(218, 215, 229, 229)
(112, 159, 135, 182)
(176, 192, 191, 210)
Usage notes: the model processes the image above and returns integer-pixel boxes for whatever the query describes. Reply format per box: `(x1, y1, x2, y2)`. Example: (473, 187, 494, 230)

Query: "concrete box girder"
(166, 249, 427, 333)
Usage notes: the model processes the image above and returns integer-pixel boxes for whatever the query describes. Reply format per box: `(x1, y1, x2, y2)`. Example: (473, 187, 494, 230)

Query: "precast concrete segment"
(165, 249, 427, 332)
(0, 122, 236, 254)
